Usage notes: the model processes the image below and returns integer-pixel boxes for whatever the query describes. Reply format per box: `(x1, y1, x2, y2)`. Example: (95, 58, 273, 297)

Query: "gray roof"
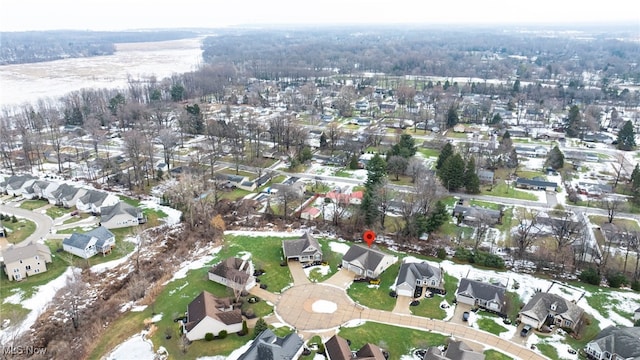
(184, 291, 241, 333)
(209, 257, 251, 284)
(78, 190, 108, 207)
(456, 278, 506, 304)
(51, 183, 82, 200)
(588, 326, 640, 359)
(520, 292, 584, 325)
(282, 232, 322, 259)
(63, 233, 95, 249)
(343, 245, 388, 273)
(396, 261, 441, 288)
(452, 205, 502, 221)
(238, 329, 303, 360)
(101, 202, 140, 222)
(6, 174, 37, 189)
(85, 226, 115, 248)
(424, 341, 485, 360)
(2, 241, 51, 264)
(515, 178, 558, 188)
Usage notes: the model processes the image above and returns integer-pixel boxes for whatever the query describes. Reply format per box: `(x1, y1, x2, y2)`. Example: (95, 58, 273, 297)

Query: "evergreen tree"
(388, 134, 417, 158)
(464, 157, 481, 194)
(446, 105, 459, 128)
(617, 120, 636, 151)
(564, 105, 581, 138)
(425, 200, 448, 232)
(349, 154, 359, 170)
(545, 145, 565, 170)
(631, 164, 640, 204)
(436, 142, 453, 170)
(490, 113, 502, 125)
(438, 153, 465, 191)
(360, 190, 379, 226)
(319, 133, 328, 149)
(364, 153, 387, 188)
(253, 318, 268, 338)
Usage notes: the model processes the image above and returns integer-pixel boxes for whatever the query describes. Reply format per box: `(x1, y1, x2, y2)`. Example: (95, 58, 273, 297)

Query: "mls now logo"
(2, 346, 47, 355)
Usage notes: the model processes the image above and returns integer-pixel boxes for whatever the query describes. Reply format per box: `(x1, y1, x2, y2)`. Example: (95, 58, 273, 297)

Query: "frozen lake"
(0, 36, 205, 109)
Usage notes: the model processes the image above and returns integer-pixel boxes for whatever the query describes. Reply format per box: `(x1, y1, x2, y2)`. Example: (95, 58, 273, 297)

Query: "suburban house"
(216, 173, 257, 192)
(395, 260, 444, 297)
(4, 174, 38, 196)
(282, 232, 323, 263)
(325, 190, 364, 205)
(476, 169, 494, 184)
(423, 340, 485, 360)
(48, 183, 87, 207)
(452, 204, 503, 225)
(515, 178, 558, 191)
(208, 257, 256, 292)
(518, 292, 584, 331)
(341, 244, 398, 279)
(455, 278, 506, 314)
(325, 334, 386, 360)
(634, 307, 640, 322)
(75, 189, 119, 214)
(22, 180, 59, 200)
(584, 326, 640, 360)
(100, 202, 144, 229)
(300, 206, 322, 220)
(62, 226, 116, 259)
(237, 329, 304, 360)
(2, 241, 52, 281)
(599, 223, 638, 247)
(183, 291, 242, 341)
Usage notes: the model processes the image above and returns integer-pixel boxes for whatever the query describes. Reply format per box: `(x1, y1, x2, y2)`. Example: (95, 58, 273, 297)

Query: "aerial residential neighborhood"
(0, 15, 640, 360)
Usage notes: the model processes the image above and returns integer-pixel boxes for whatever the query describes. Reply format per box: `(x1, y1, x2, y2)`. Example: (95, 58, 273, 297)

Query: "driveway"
(0, 203, 53, 249)
(392, 295, 413, 315)
(545, 191, 558, 208)
(288, 261, 311, 286)
(322, 268, 355, 289)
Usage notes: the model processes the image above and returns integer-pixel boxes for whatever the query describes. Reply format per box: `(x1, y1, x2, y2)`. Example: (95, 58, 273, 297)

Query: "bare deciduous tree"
(549, 211, 583, 272)
(514, 208, 540, 260)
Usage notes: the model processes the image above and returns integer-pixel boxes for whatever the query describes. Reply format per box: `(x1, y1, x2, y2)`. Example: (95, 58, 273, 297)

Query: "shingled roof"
(520, 292, 584, 325)
(588, 326, 640, 360)
(456, 278, 506, 304)
(184, 291, 241, 332)
(238, 329, 303, 360)
(209, 257, 251, 284)
(282, 232, 322, 259)
(100, 202, 139, 222)
(343, 245, 389, 273)
(2, 241, 51, 264)
(396, 261, 441, 288)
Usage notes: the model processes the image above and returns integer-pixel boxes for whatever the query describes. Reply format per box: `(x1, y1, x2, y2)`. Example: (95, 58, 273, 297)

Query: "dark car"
(462, 311, 470, 321)
(520, 324, 532, 337)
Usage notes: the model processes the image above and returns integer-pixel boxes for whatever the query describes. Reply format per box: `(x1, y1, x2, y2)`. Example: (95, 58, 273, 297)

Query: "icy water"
(0, 36, 205, 109)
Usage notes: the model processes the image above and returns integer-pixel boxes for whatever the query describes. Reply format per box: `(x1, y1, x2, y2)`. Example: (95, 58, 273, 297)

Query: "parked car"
(70, 210, 79, 216)
(520, 324, 532, 337)
(462, 311, 469, 321)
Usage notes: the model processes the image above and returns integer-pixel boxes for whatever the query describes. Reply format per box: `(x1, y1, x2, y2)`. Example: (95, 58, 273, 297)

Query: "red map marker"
(363, 230, 376, 247)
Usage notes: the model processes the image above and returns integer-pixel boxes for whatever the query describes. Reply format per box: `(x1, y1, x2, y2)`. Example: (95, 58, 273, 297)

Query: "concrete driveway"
(288, 261, 311, 286)
(322, 268, 355, 289)
(392, 295, 413, 315)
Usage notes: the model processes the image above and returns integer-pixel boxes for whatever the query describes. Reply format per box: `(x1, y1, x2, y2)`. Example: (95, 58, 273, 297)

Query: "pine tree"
(446, 105, 459, 128)
(436, 142, 453, 170)
(364, 153, 387, 188)
(388, 134, 417, 158)
(360, 190, 379, 226)
(425, 201, 449, 232)
(631, 164, 640, 204)
(545, 146, 564, 170)
(617, 120, 636, 151)
(253, 318, 268, 338)
(564, 105, 581, 138)
(464, 157, 481, 194)
(438, 153, 465, 191)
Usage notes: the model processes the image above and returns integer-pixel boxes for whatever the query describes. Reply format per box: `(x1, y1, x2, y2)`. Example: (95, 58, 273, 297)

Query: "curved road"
(0, 202, 53, 248)
(251, 267, 547, 360)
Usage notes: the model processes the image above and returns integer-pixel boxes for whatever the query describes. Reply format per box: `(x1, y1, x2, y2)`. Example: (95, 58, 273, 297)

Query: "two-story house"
(2, 241, 52, 281)
(395, 260, 444, 297)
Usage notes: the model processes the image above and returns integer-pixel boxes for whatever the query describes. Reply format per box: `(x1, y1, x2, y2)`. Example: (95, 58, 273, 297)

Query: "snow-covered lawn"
(104, 331, 157, 360)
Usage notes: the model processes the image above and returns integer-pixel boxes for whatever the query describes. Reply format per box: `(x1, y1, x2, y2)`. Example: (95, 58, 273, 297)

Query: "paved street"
(257, 262, 548, 360)
(0, 202, 53, 250)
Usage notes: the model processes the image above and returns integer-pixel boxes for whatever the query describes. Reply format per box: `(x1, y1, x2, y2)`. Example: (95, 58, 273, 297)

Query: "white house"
(518, 292, 584, 331)
(183, 291, 243, 341)
(208, 257, 256, 292)
(341, 244, 397, 279)
(62, 226, 115, 259)
(100, 202, 143, 229)
(5, 174, 38, 196)
(48, 184, 87, 207)
(455, 278, 506, 314)
(1, 241, 52, 281)
(584, 326, 640, 360)
(395, 260, 443, 297)
(75, 189, 119, 214)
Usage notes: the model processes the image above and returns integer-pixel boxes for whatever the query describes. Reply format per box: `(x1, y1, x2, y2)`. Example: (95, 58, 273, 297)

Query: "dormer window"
(550, 303, 557, 311)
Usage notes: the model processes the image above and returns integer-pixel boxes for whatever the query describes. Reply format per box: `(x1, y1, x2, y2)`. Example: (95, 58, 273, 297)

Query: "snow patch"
(329, 241, 350, 255)
(3, 289, 24, 304)
(312, 300, 337, 313)
(131, 305, 148, 312)
(104, 331, 156, 360)
(164, 246, 221, 285)
(151, 313, 163, 322)
(304, 264, 331, 278)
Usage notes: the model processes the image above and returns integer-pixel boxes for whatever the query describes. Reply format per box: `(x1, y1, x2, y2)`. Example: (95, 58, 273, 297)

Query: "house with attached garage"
(100, 202, 144, 229)
(395, 260, 444, 297)
(341, 244, 397, 279)
(183, 291, 243, 341)
(238, 329, 304, 360)
(515, 178, 558, 191)
(4, 174, 38, 196)
(48, 183, 87, 207)
(1, 241, 52, 281)
(208, 257, 255, 292)
(22, 180, 59, 200)
(62, 226, 115, 259)
(282, 232, 323, 263)
(584, 326, 640, 360)
(518, 292, 584, 332)
(423, 340, 485, 360)
(75, 189, 119, 214)
(455, 278, 506, 314)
